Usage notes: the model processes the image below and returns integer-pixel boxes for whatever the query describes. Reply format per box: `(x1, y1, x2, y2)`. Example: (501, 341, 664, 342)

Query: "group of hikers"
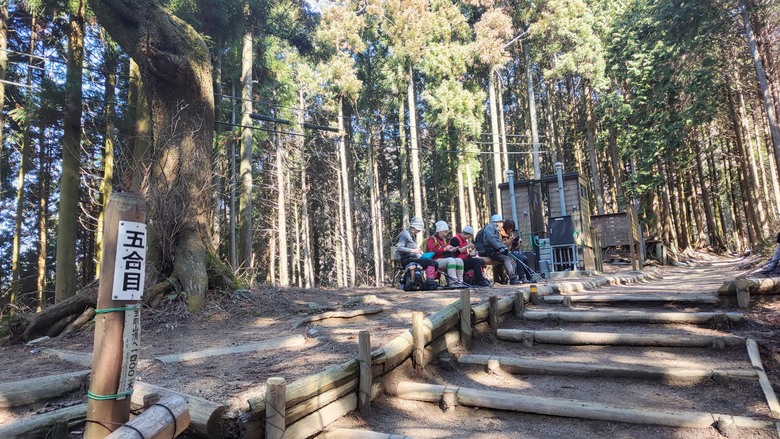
(395, 214, 534, 289)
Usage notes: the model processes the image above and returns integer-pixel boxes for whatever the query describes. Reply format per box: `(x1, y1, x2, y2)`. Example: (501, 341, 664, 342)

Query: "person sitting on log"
(426, 221, 465, 287)
(450, 225, 491, 287)
(500, 219, 532, 283)
(760, 232, 780, 275)
(476, 214, 521, 285)
(396, 217, 437, 273)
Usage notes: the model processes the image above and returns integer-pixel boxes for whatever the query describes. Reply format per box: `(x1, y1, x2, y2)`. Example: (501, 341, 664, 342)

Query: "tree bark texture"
(727, 88, 762, 244)
(55, 1, 86, 303)
(0, 0, 7, 202)
(239, 25, 253, 275)
(489, 71, 502, 215)
(88, 0, 215, 312)
(96, 43, 118, 277)
(408, 64, 423, 224)
(740, 0, 780, 182)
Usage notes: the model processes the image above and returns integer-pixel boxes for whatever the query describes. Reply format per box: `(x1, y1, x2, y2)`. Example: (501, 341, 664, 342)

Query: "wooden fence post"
(460, 289, 472, 348)
(488, 296, 498, 331)
(514, 291, 525, 318)
(358, 331, 372, 416)
(266, 377, 287, 439)
(412, 311, 425, 371)
(85, 193, 146, 439)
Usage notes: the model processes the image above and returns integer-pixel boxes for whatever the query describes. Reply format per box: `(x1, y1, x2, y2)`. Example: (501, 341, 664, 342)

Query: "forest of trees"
(0, 0, 779, 314)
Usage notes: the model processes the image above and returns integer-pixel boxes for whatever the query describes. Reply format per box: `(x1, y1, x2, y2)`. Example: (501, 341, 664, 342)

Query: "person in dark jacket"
(501, 219, 531, 282)
(760, 232, 780, 275)
(476, 214, 520, 284)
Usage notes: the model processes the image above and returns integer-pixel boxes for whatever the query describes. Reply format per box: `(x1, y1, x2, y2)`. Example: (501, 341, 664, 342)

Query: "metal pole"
(507, 170, 519, 231)
(555, 162, 566, 216)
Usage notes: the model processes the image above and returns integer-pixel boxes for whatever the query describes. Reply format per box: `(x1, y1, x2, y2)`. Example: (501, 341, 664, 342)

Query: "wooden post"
(85, 193, 146, 439)
(488, 296, 498, 331)
(460, 289, 472, 348)
(412, 311, 425, 371)
(441, 388, 457, 413)
(736, 287, 751, 309)
(358, 331, 372, 416)
(513, 291, 524, 318)
(265, 377, 287, 439)
(529, 285, 541, 305)
(486, 358, 500, 374)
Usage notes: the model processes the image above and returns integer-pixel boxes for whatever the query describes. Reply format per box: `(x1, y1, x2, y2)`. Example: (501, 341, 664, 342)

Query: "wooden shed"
(500, 171, 599, 273)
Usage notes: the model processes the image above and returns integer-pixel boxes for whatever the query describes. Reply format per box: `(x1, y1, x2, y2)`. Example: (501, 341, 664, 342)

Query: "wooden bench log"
(520, 310, 743, 324)
(105, 395, 189, 439)
(154, 334, 306, 363)
(455, 354, 758, 381)
(0, 403, 86, 439)
(395, 382, 773, 430)
(541, 293, 720, 305)
(736, 277, 780, 295)
(0, 370, 90, 408)
(496, 329, 745, 348)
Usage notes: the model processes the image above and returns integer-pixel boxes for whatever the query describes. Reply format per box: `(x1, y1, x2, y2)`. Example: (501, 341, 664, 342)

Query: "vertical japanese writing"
(112, 222, 148, 301)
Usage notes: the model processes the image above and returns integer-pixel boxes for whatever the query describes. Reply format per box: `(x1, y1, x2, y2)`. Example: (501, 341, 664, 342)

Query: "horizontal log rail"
(395, 382, 774, 430)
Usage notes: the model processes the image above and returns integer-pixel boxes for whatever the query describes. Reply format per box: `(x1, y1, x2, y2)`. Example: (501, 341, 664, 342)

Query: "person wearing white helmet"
(426, 221, 464, 286)
(476, 214, 520, 285)
(396, 216, 436, 272)
(451, 225, 491, 287)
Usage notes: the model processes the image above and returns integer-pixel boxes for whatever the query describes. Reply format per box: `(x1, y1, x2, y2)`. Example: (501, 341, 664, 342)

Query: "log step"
(395, 382, 774, 430)
(520, 310, 743, 324)
(541, 293, 720, 305)
(496, 329, 745, 348)
(455, 354, 758, 381)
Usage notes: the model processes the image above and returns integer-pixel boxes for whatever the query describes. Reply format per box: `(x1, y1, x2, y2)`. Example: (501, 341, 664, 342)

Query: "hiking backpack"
(402, 262, 426, 291)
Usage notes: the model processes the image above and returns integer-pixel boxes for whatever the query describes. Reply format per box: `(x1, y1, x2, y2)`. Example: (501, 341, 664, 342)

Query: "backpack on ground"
(402, 262, 426, 291)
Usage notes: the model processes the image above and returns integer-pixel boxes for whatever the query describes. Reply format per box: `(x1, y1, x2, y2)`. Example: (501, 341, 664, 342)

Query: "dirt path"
(2, 253, 780, 439)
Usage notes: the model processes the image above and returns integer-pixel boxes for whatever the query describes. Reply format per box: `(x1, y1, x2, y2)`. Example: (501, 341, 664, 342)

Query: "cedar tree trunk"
(88, 0, 215, 312)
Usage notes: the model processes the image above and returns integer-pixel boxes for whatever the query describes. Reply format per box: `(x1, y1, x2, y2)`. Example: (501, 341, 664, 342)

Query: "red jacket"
(450, 234, 471, 261)
(426, 235, 450, 259)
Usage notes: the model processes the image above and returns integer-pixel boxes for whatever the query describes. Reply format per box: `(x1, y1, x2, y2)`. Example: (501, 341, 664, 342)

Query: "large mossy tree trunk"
(88, 0, 215, 312)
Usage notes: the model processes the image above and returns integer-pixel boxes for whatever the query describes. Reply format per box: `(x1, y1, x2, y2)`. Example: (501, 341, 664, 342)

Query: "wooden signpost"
(85, 193, 147, 439)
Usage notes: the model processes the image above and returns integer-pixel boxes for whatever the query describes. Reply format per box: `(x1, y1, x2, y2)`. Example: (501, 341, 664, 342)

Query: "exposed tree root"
(4, 254, 241, 343)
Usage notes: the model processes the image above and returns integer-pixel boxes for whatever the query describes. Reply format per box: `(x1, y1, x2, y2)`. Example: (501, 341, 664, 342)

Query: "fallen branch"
(293, 307, 384, 328)
(395, 382, 773, 430)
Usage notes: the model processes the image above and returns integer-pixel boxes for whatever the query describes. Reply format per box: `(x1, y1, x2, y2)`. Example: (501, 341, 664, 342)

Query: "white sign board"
(112, 221, 147, 301)
(117, 306, 140, 399)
